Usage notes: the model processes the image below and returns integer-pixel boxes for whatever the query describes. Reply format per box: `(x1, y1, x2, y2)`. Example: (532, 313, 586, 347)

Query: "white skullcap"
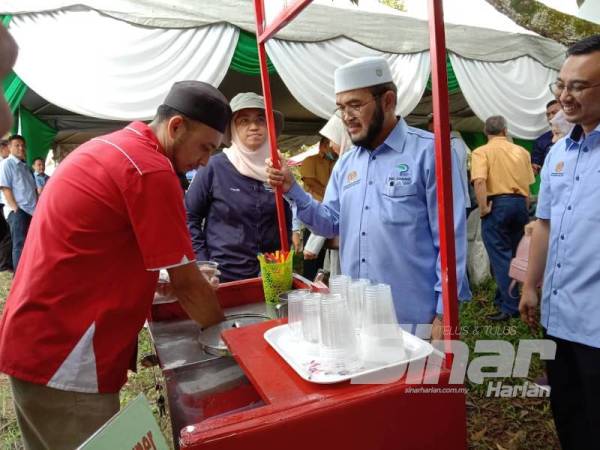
(334, 56, 393, 94)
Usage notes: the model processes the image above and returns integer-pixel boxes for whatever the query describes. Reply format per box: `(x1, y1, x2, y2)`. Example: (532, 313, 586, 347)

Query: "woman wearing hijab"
(185, 92, 292, 282)
(302, 114, 352, 278)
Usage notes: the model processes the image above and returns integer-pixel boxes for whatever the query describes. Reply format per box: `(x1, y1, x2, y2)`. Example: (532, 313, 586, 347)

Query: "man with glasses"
(268, 56, 470, 339)
(520, 34, 600, 450)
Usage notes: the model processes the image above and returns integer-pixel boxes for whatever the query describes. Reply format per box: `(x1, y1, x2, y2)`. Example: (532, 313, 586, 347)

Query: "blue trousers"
(7, 209, 32, 272)
(481, 196, 528, 315)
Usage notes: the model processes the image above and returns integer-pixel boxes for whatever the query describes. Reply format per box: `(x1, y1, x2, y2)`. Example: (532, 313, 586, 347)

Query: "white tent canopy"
(2, 0, 566, 139)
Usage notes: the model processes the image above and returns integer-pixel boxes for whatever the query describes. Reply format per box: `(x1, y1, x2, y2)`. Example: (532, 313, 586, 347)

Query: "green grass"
(0, 271, 559, 450)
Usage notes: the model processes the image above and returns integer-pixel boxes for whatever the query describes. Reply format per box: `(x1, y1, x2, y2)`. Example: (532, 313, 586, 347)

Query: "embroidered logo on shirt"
(397, 164, 409, 173)
(230, 187, 241, 192)
(344, 170, 360, 190)
(551, 161, 565, 177)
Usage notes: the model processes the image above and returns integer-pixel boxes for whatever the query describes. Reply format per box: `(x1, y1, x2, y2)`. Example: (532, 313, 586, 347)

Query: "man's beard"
(351, 101, 384, 149)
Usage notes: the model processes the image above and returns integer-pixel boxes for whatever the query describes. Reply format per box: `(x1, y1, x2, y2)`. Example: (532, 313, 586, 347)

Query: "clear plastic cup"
(348, 279, 369, 334)
(197, 261, 220, 289)
(328, 274, 351, 301)
(302, 293, 322, 345)
(361, 283, 405, 364)
(287, 290, 309, 340)
(319, 293, 360, 372)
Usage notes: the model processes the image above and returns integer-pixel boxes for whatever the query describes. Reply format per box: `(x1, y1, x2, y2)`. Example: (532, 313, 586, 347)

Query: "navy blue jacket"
(185, 152, 292, 282)
(531, 130, 553, 167)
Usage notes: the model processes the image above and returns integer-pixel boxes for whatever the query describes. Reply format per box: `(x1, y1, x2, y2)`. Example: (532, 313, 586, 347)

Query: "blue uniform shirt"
(34, 172, 50, 189)
(536, 124, 600, 348)
(185, 152, 292, 283)
(286, 118, 471, 326)
(0, 155, 37, 218)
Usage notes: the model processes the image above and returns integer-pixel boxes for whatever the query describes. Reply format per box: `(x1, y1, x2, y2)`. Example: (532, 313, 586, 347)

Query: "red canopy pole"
(427, 0, 460, 364)
(253, 0, 289, 253)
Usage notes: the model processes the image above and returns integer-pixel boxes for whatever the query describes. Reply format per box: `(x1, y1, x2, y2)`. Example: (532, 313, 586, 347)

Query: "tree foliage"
(483, 0, 599, 46)
(348, 0, 599, 46)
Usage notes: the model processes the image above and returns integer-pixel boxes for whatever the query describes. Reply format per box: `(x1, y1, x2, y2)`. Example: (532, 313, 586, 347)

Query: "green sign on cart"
(77, 395, 169, 450)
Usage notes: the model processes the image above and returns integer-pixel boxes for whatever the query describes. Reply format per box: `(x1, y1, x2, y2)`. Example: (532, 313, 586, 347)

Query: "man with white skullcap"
(268, 56, 471, 338)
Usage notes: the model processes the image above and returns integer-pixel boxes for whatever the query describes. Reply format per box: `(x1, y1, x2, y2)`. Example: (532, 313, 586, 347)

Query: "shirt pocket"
(381, 183, 417, 225)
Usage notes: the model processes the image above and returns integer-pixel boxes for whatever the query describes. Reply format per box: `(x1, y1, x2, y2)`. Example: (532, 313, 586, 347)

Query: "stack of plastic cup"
(287, 290, 309, 340)
(361, 283, 405, 364)
(348, 279, 369, 335)
(302, 293, 322, 349)
(319, 293, 360, 372)
(328, 274, 351, 302)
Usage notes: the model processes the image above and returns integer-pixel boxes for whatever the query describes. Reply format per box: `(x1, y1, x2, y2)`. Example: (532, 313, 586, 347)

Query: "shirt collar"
(488, 136, 508, 142)
(125, 121, 164, 154)
(374, 117, 407, 154)
(8, 154, 25, 164)
(566, 123, 600, 145)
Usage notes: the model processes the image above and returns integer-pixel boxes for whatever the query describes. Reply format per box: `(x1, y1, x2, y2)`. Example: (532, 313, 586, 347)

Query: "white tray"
(264, 324, 435, 384)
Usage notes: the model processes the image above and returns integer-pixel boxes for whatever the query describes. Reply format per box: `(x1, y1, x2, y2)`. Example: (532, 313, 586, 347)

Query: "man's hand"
(480, 201, 493, 218)
(266, 154, 294, 193)
(519, 285, 539, 331)
(168, 262, 225, 328)
(532, 163, 541, 175)
(431, 315, 444, 341)
(303, 250, 317, 260)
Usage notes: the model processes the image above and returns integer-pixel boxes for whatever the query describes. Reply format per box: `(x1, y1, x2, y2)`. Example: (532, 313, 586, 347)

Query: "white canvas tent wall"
(1, 0, 566, 153)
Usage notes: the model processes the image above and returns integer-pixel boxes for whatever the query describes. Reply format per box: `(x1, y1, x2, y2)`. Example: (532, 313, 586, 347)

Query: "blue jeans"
(481, 196, 529, 315)
(7, 209, 32, 272)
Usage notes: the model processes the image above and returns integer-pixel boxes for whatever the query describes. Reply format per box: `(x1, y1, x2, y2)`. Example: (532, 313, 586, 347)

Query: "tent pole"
(253, 0, 307, 254)
(428, 0, 460, 365)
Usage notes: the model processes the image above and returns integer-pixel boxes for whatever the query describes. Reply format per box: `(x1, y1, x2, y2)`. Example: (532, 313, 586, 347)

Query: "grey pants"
(10, 376, 119, 450)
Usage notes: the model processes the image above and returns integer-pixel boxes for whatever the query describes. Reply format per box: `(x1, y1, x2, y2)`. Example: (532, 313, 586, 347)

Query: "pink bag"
(509, 235, 531, 283)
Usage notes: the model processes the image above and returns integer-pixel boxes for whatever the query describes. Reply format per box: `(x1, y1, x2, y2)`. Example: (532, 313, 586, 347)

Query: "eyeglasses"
(548, 80, 600, 98)
(334, 95, 380, 118)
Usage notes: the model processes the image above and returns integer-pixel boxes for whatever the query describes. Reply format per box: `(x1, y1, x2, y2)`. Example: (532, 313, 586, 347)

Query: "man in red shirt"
(0, 80, 232, 449)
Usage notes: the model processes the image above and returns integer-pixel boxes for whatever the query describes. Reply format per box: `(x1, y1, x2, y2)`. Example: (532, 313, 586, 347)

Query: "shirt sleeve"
(122, 169, 195, 271)
(0, 160, 13, 189)
(470, 149, 488, 181)
(424, 146, 471, 314)
(184, 165, 212, 261)
(285, 165, 341, 239)
(536, 149, 553, 220)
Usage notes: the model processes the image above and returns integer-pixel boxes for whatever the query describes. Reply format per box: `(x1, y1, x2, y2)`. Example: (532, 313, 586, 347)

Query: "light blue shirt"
(536, 123, 600, 348)
(286, 119, 471, 326)
(0, 155, 37, 217)
(35, 172, 50, 189)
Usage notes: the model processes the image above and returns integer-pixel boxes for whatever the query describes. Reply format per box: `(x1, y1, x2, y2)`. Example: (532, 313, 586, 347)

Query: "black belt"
(487, 194, 526, 201)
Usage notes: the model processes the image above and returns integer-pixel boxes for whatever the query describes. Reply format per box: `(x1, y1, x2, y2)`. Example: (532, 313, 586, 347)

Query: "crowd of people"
(0, 135, 51, 273)
(0, 19, 598, 450)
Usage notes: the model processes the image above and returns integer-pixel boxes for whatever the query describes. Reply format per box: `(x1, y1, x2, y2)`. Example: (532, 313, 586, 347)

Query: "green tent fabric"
(2, 15, 27, 114)
(461, 131, 540, 195)
(230, 30, 275, 75)
(17, 107, 57, 165)
(426, 55, 460, 95)
(3, 71, 28, 114)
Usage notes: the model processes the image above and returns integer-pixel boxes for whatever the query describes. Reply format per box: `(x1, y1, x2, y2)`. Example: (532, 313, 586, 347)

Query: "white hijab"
(320, 114, 353, 156)
(223, 114, 269, 182)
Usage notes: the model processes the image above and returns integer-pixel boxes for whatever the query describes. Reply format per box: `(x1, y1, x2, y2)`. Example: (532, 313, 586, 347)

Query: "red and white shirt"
(0, 122, 195, 393)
